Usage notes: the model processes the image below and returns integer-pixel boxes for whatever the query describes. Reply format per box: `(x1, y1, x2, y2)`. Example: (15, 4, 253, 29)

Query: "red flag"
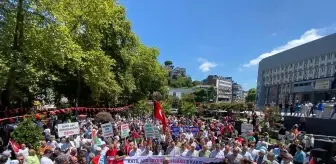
(309, 157, 315, 164)
(154, 101, 167, 133)
(9, 139, 21, 153)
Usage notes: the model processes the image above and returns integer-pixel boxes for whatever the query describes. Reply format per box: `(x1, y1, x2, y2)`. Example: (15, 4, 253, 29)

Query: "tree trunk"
(2, 0, 24, 110)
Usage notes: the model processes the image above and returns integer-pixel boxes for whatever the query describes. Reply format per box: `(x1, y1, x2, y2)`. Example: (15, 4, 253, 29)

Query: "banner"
(102, 123, 114, 138)
(120, 124, 130, 138)
(171, 126, 200, 136)
(144, 124, 154, 138)
(114, 156, 222, 164)
(57, 122, 80, 137)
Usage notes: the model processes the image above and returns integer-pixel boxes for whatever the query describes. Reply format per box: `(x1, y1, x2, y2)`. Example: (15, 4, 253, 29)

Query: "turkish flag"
(9, 139, 21, 153)
(154, 101, 167, 134)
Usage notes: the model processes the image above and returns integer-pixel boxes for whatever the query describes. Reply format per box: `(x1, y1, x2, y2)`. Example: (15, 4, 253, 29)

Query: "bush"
(11, 119, 44, 149)
(95, 112, 113, 123)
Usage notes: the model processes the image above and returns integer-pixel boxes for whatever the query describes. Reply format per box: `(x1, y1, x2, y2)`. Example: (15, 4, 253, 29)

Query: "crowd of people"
(0, 111, 315, 164)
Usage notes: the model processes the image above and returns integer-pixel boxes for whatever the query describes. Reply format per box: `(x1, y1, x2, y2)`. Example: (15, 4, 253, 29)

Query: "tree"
(194, 87, 217, 103)
(132, 100, 152, 115)
(169, 76, 193, 88)
(164, 60, 173, 66)
(178, 100, 197, 116)
(192, 80, 202, 86)
(0, 0, 168, 109)
(245, 88, 256, 102)
(95, 112, 113, 124)
(12, 119, 44, 149)
(181, 93, 196, 103)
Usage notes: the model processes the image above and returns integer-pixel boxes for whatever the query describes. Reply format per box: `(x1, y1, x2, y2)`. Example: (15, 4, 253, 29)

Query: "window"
(322, 67, 325, 72)
(310, 59, 313, 63)
(328, 53, 332, 59)
(322, 56, 325, 60)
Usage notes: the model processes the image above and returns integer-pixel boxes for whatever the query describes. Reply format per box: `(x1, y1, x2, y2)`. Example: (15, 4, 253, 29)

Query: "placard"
(102, 123, 113, 138)
(241, 123, 253, 136)
(315, 80, 330, 90)
(120, 124, 130, 138)
(144, 124, 154, 138)
(154, 127, 160, 139)
(171, 126, 200, 136)
(58, 122, 80, 137)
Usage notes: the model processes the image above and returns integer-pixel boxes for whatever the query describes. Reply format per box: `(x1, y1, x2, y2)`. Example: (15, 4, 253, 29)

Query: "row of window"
(263, 52, 336, 76)
(263, 64, 336, 86)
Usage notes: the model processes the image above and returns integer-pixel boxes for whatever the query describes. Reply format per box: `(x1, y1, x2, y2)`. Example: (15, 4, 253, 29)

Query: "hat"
(95, 147, 102, 151)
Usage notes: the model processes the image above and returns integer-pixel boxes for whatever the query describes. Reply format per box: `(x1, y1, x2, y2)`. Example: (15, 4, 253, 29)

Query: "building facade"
(256, 34, 336, 109)
(232, 82, 244, 102)
(206, 75, 232, 102)
(168, 88, 195, 99)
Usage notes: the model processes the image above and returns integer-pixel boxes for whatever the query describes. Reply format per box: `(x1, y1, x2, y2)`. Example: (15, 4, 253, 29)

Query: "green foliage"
(0, 0, 167, 109)
(95, 112, 113, 123)
(169, 76, 193, 88)
(194, 87, 217, 103)
(245, 88, 256, 103)
(178, 100, 197, 116)
(164, 60, 173, 66)
(192, 81, 203, 86)
(209, 102, 246, 112)
(12, 119, 44, 149)
(181, 93, 196, 103)
(132, 100, 152, 115)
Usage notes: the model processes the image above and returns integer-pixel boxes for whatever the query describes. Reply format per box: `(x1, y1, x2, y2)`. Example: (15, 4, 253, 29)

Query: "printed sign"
(154, 127, 160, 139)
(102, 123, 114, 138)
(171, 126, 200, 136)
(57, 122, 80, 137)
(112, 156, 222, 164)
(144, 124, 154, 138)
(315, 80, 330, 90)
(241, 123, 253, 137)
(120, 124, 130, 138)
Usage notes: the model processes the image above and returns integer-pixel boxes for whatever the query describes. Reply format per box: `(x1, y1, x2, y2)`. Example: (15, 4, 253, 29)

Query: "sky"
(120, 0, 336, 90)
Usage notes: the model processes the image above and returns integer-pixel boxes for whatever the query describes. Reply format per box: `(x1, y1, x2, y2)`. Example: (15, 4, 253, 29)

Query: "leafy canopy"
(0, 0, 167, 109)
(245, 88, 256, 103)
(12, 119, 44, 149)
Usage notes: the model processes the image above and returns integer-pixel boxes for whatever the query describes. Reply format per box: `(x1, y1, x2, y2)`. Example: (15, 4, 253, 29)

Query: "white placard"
(102, 123, 114, 138)
(241, 123, 253, 134)
(315, 80, 330, 90)
(58, 122, 80, 137)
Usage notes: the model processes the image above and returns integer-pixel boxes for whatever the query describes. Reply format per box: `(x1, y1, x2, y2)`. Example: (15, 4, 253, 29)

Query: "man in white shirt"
(129, 145, 142, 157)
(205, 138, 212, 150)
(181, 145, 199, 157)
(140, 145, 153, 156)
(40, 149, 53, 164)
(209, 144, 225, 159)
(165, 141, 180, 156)
(17, 144, 29, 159)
